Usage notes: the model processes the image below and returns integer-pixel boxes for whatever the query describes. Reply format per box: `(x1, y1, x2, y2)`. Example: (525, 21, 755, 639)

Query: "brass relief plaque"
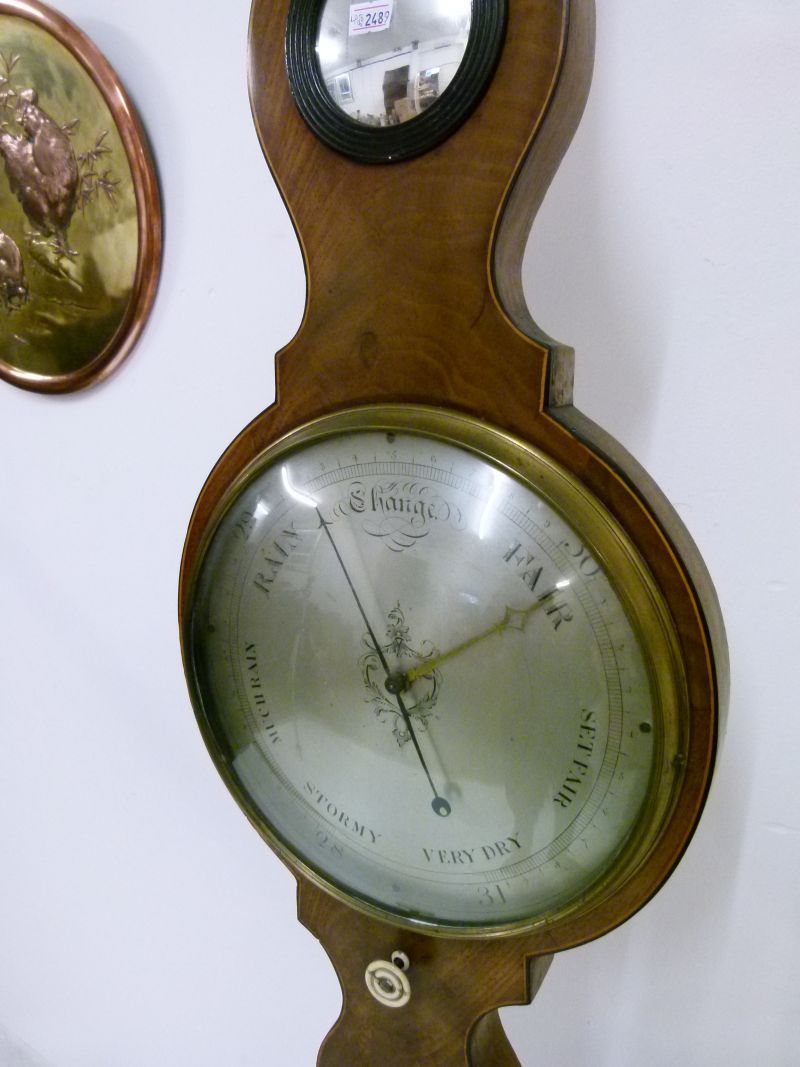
(0, 1, 160, 392)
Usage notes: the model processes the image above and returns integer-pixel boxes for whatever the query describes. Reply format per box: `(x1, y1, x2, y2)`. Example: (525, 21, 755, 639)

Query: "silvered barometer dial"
(184, 408, 685, 933)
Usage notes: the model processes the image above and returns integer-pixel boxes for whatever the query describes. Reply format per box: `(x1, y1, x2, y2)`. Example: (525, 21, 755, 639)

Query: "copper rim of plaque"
(0, 0, 161, 393)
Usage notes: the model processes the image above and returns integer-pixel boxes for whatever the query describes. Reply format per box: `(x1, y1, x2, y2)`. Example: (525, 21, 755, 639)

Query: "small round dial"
(183, 408, 686, 933)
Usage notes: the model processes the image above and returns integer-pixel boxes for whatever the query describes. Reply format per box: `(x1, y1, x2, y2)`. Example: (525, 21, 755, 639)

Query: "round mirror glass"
(317, 0, 472, 127)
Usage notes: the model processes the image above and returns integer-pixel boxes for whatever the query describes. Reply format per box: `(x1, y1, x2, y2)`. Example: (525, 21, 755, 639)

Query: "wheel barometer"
(179, 1, 727, 1063)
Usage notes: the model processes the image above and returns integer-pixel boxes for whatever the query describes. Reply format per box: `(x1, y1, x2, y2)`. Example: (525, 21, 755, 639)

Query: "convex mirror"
(285, 0, 507, 163)
(317, 0, 472, 126)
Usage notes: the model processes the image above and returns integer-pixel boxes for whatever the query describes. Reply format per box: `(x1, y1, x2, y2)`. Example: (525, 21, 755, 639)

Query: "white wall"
(1, 2, 797, 1064)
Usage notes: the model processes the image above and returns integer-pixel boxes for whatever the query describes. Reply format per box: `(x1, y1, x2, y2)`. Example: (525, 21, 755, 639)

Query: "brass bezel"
(181, 404, 690, 940)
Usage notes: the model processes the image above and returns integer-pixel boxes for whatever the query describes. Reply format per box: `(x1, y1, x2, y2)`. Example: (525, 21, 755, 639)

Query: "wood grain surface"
(179, 0, 724, 1061)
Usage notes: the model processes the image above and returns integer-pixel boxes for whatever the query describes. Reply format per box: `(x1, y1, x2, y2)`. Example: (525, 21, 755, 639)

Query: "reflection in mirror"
(317, 0, 472, 126)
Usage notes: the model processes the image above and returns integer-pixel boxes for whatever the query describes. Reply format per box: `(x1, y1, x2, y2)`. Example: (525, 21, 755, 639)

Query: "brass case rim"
(181, 404, 693, 942)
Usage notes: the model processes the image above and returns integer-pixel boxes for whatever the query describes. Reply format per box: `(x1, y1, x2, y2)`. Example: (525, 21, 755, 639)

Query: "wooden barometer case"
(179, 0, 727, 1063)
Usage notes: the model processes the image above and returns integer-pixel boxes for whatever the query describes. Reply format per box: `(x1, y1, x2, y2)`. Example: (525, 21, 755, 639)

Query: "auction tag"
(349, 0, 393, 35)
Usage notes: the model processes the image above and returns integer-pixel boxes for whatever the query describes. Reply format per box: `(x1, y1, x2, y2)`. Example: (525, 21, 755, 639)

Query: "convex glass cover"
(183, 408, 686, 933)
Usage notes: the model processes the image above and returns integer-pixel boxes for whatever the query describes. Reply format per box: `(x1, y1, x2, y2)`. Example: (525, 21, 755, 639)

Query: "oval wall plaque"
(0, 0, 161, 393)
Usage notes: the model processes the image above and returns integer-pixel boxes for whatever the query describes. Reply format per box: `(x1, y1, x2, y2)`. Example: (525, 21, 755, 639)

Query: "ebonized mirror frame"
(284, 0, 507, 163)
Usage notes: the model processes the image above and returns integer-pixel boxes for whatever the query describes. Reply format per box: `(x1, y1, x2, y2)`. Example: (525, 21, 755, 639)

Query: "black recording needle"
(316, 508, 451, 818)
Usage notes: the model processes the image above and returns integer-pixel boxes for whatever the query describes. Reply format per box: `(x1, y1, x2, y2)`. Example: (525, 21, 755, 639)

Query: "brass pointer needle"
(316, 508, 452, 818)
(405, 593, 559, 685)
